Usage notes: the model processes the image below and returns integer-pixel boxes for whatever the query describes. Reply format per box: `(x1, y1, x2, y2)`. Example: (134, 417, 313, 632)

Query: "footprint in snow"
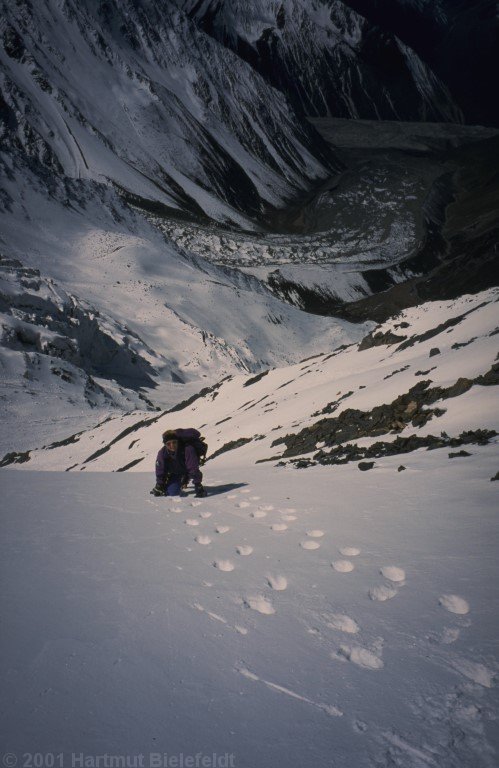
(259, 504, 274, 511)
(244, 595, 275, 615)
(300, 540, 320, 550)
(235, 625, 248, 635)
(199, 511, 212, 519)
(281, 514, 297, 521)
(216, 525, 230, 534)
(251, 510, 267, 519)
(185, 519, 200, 527)
(213, 559, 235, 572)
(239, 489, 251, 494)
(250, 496, 260, 500)
(237, 501, 251, 508)
(195, 535, 211, 545)
(428, 627, 460, 645)
(332, 560, 355, 573)
(236, 545, 253, 556)
(326, 614, 360, 634)
(439, 594, 470, 615)
(380, 566, 406, 583)
(307, 530, 324, 538)
(334, 645, 384, 670)
(172, 507, 182, 514)
(271, 523, 288, 532)
(191, 500, 203, 507)
(340, 547, 361, 556)
(266, 574, 288, 591)
(369, 585, 398, 601)
(447, 657, 494, 688)
(227, 494, 238, 499)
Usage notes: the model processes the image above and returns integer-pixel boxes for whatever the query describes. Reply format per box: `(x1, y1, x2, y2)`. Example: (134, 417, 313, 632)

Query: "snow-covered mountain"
(0, 0, 339, 226)
(0, 148, 368, 453)
(344, 0, 499, 127)
(1, 4, 498, 760)
(183, 0, 463, 122)
(6, 288, 497, 472)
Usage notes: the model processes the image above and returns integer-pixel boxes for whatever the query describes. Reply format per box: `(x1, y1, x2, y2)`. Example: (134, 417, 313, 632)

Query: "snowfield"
(1, 448, 498, 767)
(1, 289, 498, 767)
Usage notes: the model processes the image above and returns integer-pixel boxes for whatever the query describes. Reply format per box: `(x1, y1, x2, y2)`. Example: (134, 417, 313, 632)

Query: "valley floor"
(1, 444, 498, 767)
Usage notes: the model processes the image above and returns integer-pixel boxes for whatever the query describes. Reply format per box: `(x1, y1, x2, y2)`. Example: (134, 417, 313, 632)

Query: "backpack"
(175, 428, 208, 465)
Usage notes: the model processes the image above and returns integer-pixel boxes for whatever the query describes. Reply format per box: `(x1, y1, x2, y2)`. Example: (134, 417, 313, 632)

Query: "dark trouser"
(165, 475, 183, 496)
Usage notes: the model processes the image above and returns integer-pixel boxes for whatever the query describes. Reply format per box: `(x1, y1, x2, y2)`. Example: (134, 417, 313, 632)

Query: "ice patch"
(380, 566, 406, 583)
(213, 560, 234, 572)
(244, 596, 275, 615)
(439, 594, 470, 615)
(332, 560, 354, 573)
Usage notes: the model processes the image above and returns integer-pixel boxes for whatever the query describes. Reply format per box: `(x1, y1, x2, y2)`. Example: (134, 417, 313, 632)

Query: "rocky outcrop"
(271, 370, 498, 462)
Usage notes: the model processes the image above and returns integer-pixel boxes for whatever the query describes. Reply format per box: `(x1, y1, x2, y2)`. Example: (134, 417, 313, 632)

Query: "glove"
(194, 483, 206, 498)
(150, 483, 165, 497)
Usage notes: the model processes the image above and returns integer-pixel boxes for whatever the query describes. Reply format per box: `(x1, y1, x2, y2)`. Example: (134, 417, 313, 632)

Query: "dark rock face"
(0, 450, 31, 467)
(208, 437, 254, 461)
(342, 0, 499, 127)
(269, 365, 498, 468)
(429, 347, 441, 357)
(280, 430, 497, 469)
(185, 0, 462, 122)
(358, 461, 374, 471)
(271, 378, 476, 459)
(448, 450, 471, 458)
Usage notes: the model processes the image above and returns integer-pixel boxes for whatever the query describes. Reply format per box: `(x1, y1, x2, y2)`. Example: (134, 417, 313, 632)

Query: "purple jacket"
(155, 429, 203, 485)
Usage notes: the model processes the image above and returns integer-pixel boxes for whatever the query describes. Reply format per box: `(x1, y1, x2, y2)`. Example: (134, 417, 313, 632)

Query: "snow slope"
(1, 429, 498, 765)
(11, 288, 498, 474)
(0, 153, 366, 454)
(1, 289, 498, 766)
